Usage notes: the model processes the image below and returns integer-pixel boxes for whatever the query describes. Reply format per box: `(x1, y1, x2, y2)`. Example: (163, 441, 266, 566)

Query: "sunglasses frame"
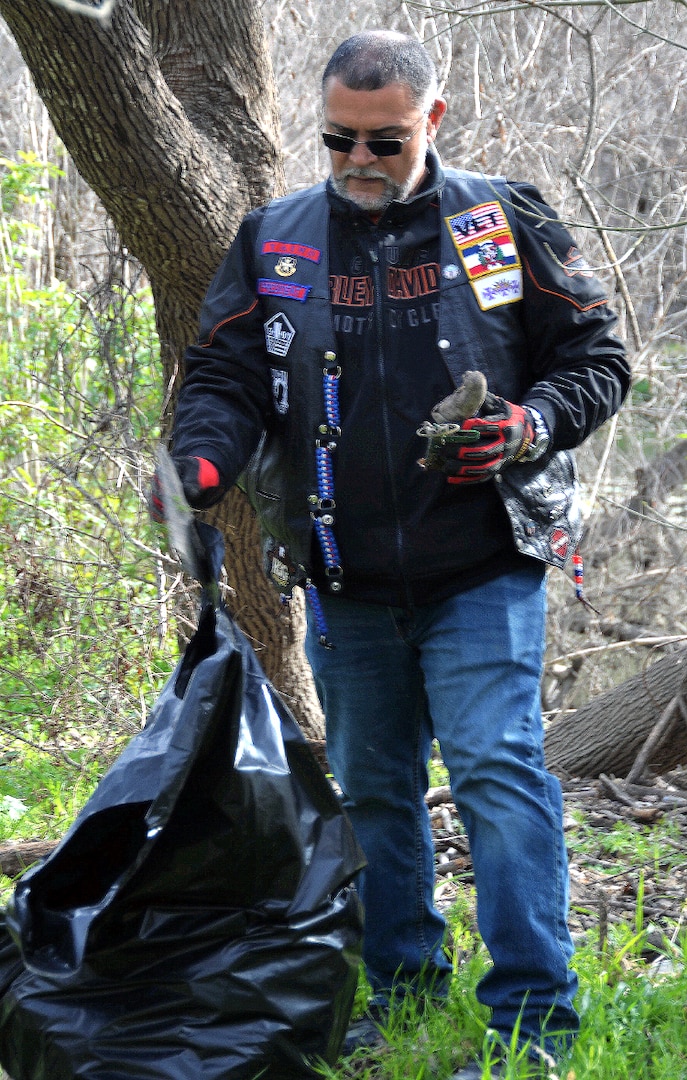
(321, 112, 429, 158)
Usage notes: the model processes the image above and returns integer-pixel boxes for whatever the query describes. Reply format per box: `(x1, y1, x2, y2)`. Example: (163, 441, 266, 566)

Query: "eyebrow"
(327, 121, 408, 138)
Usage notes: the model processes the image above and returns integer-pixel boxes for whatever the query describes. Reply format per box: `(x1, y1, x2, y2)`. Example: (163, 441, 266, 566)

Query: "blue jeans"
(305, 566, 578, 1052)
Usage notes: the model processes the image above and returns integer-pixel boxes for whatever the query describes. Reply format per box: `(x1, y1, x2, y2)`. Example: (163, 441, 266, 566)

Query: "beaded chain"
(306, 352, 343, 647)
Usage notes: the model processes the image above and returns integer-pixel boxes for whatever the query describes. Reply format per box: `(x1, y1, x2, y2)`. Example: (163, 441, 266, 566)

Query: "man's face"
(322, 77, 446, 213)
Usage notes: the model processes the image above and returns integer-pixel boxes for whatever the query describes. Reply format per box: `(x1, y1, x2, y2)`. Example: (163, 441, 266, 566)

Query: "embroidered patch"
(270, 367, 289, 415)
(549, 527, 570, 561)
(445, 202, 509, 245)
(470, 270, 523, 310)
(264, 312, 295, 357)
(457, 233, 519, 280)
(258, 278, 311, 302)
(445, 201, 523, 310)
(275, 256, 297, 277)
(261, 239, 321, 263)
(560, 245, 594, 278)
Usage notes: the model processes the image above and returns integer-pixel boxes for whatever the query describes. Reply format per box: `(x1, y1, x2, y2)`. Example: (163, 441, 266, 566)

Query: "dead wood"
(0, 841, 57, 880)
(545, 646, 687, 779)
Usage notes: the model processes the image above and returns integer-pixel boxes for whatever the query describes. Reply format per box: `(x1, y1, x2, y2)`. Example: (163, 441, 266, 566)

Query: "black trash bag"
(0, 525, 365, 1080)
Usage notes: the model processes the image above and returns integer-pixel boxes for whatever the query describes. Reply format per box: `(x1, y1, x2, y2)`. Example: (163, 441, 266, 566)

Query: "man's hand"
(446, 394, 535, 484)
(421, 393, 535, 486)
(149, 456, 221, 521)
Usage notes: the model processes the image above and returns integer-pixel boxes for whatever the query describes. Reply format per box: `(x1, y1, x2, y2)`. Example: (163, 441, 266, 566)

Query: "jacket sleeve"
(509, 181, 631, 449)
(171, 207, 272, 493)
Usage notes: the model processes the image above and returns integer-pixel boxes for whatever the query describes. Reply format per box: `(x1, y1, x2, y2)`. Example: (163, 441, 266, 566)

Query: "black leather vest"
(243, 171, 581, 596)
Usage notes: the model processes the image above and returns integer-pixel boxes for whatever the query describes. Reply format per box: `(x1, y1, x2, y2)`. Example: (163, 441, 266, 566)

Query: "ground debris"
(428, 768, 687, 940)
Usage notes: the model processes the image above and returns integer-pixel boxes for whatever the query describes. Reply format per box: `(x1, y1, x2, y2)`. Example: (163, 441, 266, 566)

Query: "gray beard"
(330, 169, 409, 212)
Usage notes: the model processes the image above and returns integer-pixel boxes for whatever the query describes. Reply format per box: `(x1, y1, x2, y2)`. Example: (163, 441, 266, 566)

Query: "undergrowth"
(317, 916, 687, 1079)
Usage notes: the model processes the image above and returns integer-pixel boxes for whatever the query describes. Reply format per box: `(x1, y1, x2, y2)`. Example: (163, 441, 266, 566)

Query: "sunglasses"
(321, 112, 428, 158)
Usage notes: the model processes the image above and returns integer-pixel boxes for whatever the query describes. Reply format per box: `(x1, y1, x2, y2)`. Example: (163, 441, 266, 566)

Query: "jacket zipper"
(369, 237, 412, 606)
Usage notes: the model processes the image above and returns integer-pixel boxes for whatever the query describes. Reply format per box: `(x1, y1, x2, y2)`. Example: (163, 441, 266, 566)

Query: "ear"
(427, 98, 447, 142)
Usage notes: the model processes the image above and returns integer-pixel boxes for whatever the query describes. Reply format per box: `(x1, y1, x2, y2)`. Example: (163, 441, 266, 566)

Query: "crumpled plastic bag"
(0, 537, 365, 1079)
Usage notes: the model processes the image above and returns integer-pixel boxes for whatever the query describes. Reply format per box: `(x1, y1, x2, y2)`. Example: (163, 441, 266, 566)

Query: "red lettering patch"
(261, 240, 321, 263)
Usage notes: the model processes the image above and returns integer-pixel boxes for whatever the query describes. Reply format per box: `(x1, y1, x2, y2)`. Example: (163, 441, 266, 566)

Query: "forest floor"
(428, 767, 687, 953)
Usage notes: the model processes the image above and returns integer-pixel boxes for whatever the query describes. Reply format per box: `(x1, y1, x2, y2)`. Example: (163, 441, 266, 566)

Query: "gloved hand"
(441, 393, 535, 486)
(149, 455, 221, 522)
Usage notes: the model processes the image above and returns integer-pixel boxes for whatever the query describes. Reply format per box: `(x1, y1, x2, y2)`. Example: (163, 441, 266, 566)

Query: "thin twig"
(626, 694, 682, 784)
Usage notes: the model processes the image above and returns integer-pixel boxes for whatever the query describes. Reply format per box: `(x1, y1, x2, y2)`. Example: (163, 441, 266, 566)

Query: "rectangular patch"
(261, 240, 321, 263)
(457, 232, 520, 281)
(470, 269, 523, 310)
(258, 278, 312, 302)
(445, 202, 509, 247)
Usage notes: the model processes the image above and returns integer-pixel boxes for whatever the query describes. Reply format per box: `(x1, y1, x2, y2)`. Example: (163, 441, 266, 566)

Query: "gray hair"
(322, 31, 438, 110)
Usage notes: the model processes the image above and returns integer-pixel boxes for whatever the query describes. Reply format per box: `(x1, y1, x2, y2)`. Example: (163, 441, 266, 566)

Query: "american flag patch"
(445, 202, 509, 244)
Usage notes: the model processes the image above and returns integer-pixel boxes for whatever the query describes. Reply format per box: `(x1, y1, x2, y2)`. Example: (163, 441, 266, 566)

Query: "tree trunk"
(545, 646, 687, 779)
(0, 0, 324, 737)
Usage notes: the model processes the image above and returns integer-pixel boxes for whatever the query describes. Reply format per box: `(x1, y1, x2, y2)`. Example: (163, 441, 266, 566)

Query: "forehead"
(323, 76, 417, 131)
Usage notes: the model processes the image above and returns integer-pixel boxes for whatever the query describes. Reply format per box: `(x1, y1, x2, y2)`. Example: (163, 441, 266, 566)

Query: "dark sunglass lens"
(322, 132, 354, 153)
(367, 139, 403, 157)
(321, 132, 404, 156)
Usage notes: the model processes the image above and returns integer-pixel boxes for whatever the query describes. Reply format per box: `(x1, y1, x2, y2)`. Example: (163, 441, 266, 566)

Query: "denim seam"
(411, 681, 438, 969)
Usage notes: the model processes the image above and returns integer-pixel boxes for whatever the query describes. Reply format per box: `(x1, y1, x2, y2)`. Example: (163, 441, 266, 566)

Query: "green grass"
(316, 926, 687, 1078)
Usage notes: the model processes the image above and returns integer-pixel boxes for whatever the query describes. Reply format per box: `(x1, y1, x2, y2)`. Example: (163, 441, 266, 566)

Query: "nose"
(348, 140, 378, 166)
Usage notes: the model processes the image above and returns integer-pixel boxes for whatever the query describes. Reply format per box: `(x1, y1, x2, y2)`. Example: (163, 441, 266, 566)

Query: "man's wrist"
(519, 407, 550, 462)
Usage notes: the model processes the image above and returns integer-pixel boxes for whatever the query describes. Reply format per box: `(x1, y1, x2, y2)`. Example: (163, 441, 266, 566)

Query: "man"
(154, 30, 630, 1078)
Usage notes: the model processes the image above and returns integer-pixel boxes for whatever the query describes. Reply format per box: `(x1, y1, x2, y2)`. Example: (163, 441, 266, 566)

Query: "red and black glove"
(149, 455, 221, 522)
(444, 394, 535, 486)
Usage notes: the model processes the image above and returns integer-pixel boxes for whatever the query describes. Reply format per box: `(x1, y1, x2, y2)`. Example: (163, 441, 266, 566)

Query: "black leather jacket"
(172, 151, 630, 606)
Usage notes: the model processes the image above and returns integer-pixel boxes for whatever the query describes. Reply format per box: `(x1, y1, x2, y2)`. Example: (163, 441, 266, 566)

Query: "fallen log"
(0, 841, 56, 880)
(545, 646, 687, 779)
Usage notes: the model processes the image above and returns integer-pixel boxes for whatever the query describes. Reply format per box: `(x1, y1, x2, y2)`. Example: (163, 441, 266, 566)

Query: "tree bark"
(545, 646, 687, 779)
(0, 0, 324, 736)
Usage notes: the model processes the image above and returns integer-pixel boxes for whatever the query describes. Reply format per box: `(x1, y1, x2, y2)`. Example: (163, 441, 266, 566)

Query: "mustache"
(339, 166, 390, 181)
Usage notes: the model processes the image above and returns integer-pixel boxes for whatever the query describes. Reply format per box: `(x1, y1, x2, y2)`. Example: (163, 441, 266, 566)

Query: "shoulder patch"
(548, 244, 595, 279)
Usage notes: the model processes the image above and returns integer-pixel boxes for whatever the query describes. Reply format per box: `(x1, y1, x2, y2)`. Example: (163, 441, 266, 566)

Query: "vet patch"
(445, 202, 509, 246)
(261, 239, 322, 263)
(264, 312, 295, 357)
(445, 201, 522, 310)
(270, 367, 289, 415)
(258, 278, 311, 302)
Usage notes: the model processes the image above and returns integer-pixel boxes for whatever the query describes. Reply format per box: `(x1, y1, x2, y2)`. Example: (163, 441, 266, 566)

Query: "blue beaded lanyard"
(306, 351, 343, 647)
